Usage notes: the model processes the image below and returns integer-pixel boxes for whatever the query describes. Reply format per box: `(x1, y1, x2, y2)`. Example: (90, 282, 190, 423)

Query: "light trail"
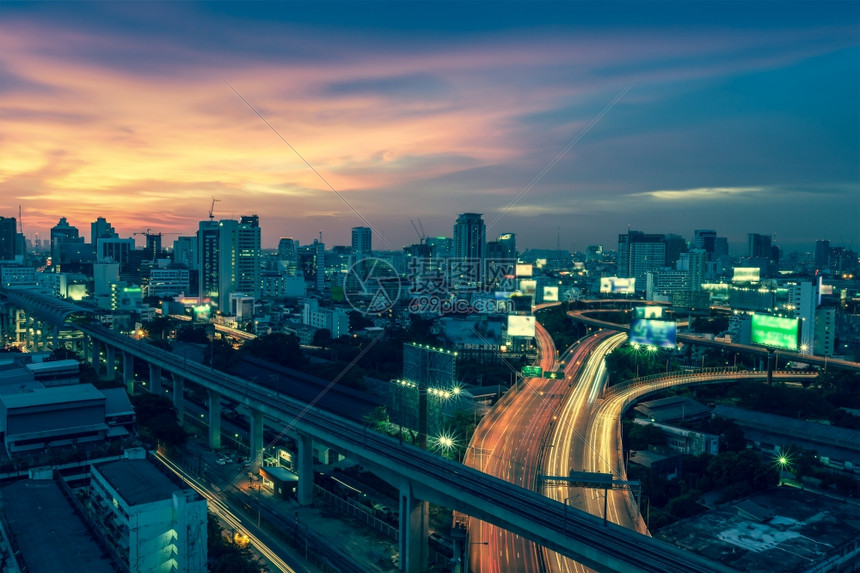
(153, 451, 296, 573)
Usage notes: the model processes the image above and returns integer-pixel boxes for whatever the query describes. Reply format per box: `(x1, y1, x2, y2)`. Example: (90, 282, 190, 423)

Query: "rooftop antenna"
(208, 197, 220, 220)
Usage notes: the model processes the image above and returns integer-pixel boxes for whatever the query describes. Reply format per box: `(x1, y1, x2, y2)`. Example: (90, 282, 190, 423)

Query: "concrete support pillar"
(122, 351, 135, 395)
(172, 374, 184, 426)
(105, 345, 116, 381)
(25, 316, 33, 351)
(208, 389, 222, 450)
(296, 432, 314, 506)
(82, 333, 89, 363)
(52, 325, 59, 352)
(149, 363, 162, 394)
(91, 339, 101, 375)
(398, 480, 429, 573)
(249, 409, 264, 471)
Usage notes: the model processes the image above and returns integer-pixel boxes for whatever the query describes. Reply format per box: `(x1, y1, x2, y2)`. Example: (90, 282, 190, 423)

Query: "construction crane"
(410, 218, 427, 245)
(209, 197, 220, 221)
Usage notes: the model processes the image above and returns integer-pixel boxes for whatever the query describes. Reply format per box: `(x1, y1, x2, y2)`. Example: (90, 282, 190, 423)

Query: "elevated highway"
(74, 322, 729, 573)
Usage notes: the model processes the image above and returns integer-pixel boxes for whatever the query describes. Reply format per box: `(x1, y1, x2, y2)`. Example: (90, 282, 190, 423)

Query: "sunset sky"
(1, 1, 858, 253)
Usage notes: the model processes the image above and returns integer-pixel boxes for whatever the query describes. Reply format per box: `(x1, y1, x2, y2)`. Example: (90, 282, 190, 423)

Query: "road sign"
(544, 370, 564, 380)
(522, 365, 542, 378)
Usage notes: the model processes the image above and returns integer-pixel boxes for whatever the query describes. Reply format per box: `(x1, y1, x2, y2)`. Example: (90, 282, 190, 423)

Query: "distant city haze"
(1, 2, 858, 252)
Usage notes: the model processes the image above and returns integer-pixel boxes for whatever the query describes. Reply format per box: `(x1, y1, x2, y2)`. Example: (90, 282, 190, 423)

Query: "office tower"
(692, 230, 716, 252)
(277, 237, 298, 276)
(90, 217, 118, 244)
(682, 249, 708, 291)
(173, 236, 197, 269)
(144, 233, 162, 261)
(314, 239, 325, 291)
(0, 216, 17, 261)
(663, 234, 688, 266)
(197, 216, 261, 309)
(747, 233, 772, 259)
(351, 226, 372, 258)
(787, 281, 816, 351)
(426, 236, 453, 259)
(50, 217, 80, 262)
(237, 215, 261, 298)
(815, 240, 831, 269)
(617, 230, 666, 289)
(712, 237, 729, 258)
(453, 213, 486, 286)
(496, 233, 517, 260)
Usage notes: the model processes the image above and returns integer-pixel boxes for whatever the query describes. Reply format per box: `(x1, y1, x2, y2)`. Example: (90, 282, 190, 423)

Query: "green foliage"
(241, 333, 306, 368)
(176, 325, 210, 344)
(697, 416, 747, 452)
(204, 338, 239, 373)
(47, 347, 79, 361)
(534, 304, 586, 350)
(348, 310, 374, 332)
(311, 329, 333, 348)
(692, 316, 729, 335)
(625, 422, 667, 450)
(142, 316, 172, 341)
(130, 393, 186, 449)
(207, 514, 261, 573)
(363, 405, 389, 431)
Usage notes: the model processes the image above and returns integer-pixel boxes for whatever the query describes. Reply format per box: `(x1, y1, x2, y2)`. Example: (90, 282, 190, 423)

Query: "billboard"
(543, 286, 559, 302)
(635, 306, 663, 319)
(516, 264, 533, 277)
(750, 314, 799, 350)
(519, 279, 537, 297)
(629, 319, 677, 348)
(508, 315, 536, 337)
(732, 267, 761, 283)
(600, 277, 635, 294)
(402, 343, 457, 388)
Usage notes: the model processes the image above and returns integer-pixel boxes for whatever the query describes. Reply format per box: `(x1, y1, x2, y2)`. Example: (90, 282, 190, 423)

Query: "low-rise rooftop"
(95, 459, 186, 506)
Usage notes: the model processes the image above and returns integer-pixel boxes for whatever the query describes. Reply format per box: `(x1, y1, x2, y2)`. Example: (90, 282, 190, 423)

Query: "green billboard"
(750, 314, 799, 351)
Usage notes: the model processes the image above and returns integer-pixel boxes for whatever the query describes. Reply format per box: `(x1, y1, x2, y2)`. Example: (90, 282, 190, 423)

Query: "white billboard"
(732, 267, 760, 283)
(519, 279, 537, 297)
(507, 315, 536, 337)
(543, 286, 559, 302)
(600, 277, 635, 294)
(516, 264, 533, 277)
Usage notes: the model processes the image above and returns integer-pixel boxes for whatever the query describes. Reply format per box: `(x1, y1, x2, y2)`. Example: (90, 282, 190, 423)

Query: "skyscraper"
(496, 233, 517, 260)
(747, 233, 772, 259)
(278, 237, 298, 276)
(663, 234, 688, 267)
(0, 217, 18, 262)
(197, 215, 261, 309)
(617, 230, 665, 289)
(815, 240, 831, 269)
(50, 217, 79, 263)
(453, 213, 485, 287)
(351, 227, 372, 259)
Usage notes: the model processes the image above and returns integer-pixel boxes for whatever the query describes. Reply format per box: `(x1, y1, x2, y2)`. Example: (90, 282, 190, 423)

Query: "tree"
(241, 333, 306, 368)
(47, 347, 79, 361)
(311, 329, 333, 348)
(348, 310, 373, 332)
(363, 406, 389, 431)
(130, 393, 186, 449)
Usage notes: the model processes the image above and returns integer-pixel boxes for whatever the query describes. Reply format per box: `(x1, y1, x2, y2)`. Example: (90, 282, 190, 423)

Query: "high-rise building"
(496, 233, 517, 260)
(815, 240, 831, 269)
(277, 237, 298, 276)
(0, 216, 18, 262)
(50, 217, 79, 263)
(747, 233, 772, 259)
(453, 213, 485, 287)
(237, 215, 261, 298)
(197, 216, 262, 309)
(787, 281, 817, 352)
(173, 236, 197, 269)
(351, 226, 372, 258)
(426, 236, 453, 259)
(617, 230, 665, 289)
(90, 217, 117, 244)
(692, 230, 716, 252)
(314, 239, 325, 291)
(663, 234, 688, 266)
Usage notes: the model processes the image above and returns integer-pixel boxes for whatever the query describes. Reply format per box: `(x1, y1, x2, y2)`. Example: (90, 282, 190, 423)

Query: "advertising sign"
(508, 315, 536, 337)
(600, 277, 635, 294)
(635, 306, 663, 319)
(629, 319, 677, 348)
(750, 314, 799, 350)
(543, 286, 559, 302)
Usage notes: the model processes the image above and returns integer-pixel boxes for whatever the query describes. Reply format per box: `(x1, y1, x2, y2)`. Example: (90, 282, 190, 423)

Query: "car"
(216, 458, 227, 465)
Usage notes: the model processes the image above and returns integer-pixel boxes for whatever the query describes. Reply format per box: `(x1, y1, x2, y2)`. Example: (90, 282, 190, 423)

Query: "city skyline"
(2, 2, 858, 252)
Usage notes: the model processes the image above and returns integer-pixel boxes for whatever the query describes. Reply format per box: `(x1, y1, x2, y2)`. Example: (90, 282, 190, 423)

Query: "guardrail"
(604, 367, 817, 399)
